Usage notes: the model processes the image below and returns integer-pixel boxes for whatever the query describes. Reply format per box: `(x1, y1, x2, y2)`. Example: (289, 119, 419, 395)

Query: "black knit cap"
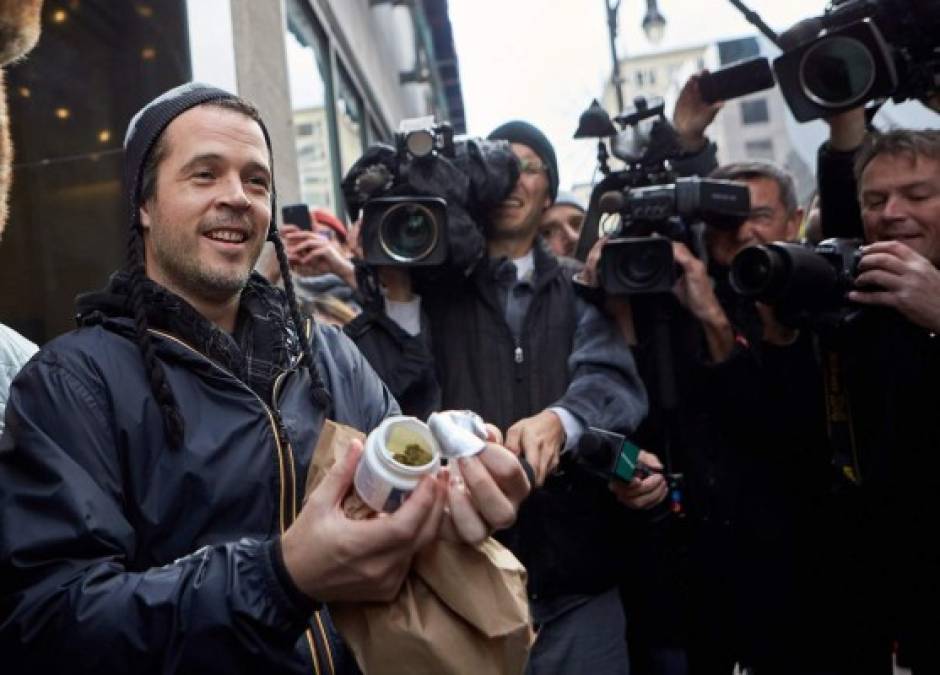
(121, 83, 328, 449)
(124, 82, 277, 235)
(487, 120, 559, 203)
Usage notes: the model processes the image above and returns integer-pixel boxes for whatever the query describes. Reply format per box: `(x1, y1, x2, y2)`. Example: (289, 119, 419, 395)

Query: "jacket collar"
(76, 271, 300, 401)
(476, 237, 561, 291)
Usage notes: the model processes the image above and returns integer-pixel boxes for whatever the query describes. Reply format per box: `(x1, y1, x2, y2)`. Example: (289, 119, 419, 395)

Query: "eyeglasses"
(518, 158, 548, 176)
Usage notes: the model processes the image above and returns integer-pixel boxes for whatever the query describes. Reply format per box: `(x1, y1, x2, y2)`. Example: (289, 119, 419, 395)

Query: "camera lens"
(800, 36, 876, 108)
(379, 203, 439, 262)
(731, 247, 777, 297)
(405, 130, 435, 158)
(617, 240, 671, 287)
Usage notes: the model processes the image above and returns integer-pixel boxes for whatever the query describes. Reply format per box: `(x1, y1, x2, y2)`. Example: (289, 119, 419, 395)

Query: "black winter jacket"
(0, 274, 397, 674)
(422, 241, 648, 604)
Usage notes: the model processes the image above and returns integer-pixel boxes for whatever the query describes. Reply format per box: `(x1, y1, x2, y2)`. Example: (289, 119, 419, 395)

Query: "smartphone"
(698, 56, 775, 104)
(281, 203, 312, 231)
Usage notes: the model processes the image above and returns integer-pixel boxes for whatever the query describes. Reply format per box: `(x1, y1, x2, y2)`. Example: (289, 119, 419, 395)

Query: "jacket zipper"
(271, 360, 336, 675)
(148, 330, 334, 675)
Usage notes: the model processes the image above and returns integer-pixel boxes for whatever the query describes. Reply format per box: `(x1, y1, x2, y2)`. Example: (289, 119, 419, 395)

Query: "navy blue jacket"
(0, 277, 396, 674)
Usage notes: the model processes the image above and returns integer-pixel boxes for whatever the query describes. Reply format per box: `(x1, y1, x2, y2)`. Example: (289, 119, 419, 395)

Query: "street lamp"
(642, 0, 667, 45)
(606, 0, 667, 112)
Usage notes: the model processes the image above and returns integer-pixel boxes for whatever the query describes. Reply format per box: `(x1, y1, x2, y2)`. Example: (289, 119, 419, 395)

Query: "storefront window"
(285, 7, 337, 215)
(336, 64, 366, 177)
(0, 0, 190, 343)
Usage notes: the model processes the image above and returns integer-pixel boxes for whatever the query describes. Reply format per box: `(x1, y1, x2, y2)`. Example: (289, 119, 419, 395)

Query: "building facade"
(1, 0, 464, 344)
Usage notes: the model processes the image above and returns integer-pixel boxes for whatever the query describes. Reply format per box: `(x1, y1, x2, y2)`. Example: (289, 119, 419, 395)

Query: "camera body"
(596, 178, 751, 296)
(394, 116, 455, 161)
(774, 0, 940, 121)
(729, 237, 864, 328)
(358, 119, 455, 267)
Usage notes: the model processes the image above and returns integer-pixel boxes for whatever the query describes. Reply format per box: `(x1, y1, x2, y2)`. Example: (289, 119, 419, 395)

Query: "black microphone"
(572, 428, 652, 482)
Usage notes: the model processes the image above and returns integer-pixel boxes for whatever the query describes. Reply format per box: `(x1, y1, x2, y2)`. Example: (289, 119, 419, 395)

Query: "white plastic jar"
(354, 416, 441, 512)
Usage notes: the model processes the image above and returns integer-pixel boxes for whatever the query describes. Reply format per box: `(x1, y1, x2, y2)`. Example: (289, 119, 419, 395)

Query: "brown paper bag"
(305, 420, 534, 675)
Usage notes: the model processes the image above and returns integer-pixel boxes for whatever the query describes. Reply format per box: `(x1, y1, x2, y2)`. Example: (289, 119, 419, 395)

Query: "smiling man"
(851, 130, 940, 329)
(0, 84, 529, 674)
(400, 120, 647, 674)
(834, 129, 940, 675)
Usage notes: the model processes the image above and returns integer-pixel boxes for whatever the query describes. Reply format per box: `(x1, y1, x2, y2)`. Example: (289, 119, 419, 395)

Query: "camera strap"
(821, 348, 862, 486)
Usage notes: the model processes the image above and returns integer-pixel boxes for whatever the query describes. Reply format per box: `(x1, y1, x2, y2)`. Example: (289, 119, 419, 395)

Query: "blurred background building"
(1, 0, 465, 344)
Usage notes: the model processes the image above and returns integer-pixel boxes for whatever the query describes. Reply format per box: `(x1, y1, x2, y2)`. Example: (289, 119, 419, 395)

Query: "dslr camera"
(359, 117, 454, 267)
(729, 237, 864, 328)
(572, 96, 750, 296)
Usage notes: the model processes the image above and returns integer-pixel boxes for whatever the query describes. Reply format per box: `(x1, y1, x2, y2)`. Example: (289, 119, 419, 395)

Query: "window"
(718, 37, 759, 66)
(633, 69, 656, 88)
(285, 9, 337, 213)
(1, 0, 191, 343)
(745, 139, 774, 160)
(336, 64, 365, 177)
(741, 98, 770, 125)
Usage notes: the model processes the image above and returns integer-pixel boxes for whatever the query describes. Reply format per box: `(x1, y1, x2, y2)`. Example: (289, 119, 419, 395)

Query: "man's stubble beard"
(148, 212, 263, 304)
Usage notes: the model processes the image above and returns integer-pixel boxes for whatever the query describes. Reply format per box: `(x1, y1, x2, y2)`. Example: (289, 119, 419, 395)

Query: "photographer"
(600, 160, 834, 674)
(348, 120, 648, 674)
(836, 129, 940, 674)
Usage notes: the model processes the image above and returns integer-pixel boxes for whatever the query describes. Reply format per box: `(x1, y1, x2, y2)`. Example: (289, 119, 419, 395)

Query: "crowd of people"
(1, 6, 940, 674)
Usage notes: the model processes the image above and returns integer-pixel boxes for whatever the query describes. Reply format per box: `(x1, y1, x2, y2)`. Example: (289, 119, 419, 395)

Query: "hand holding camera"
(673, 71, 723, 153)
(849, 240, 940, 333)
(672, 242, 736, 363)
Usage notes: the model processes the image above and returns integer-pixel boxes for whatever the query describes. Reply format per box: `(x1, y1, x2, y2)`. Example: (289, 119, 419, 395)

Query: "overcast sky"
(447, 0, 832, 189)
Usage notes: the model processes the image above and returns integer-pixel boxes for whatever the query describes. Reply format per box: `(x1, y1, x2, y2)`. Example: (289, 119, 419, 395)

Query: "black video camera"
(571, 96, 750, 296)
(703, 0, 940, 122)
(597, 178, 751, 295)
(344, 117, 520, 273)
(729, 237, 864, 328)
(359, 118, 454, 267)
(773, 0, 940, 122)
